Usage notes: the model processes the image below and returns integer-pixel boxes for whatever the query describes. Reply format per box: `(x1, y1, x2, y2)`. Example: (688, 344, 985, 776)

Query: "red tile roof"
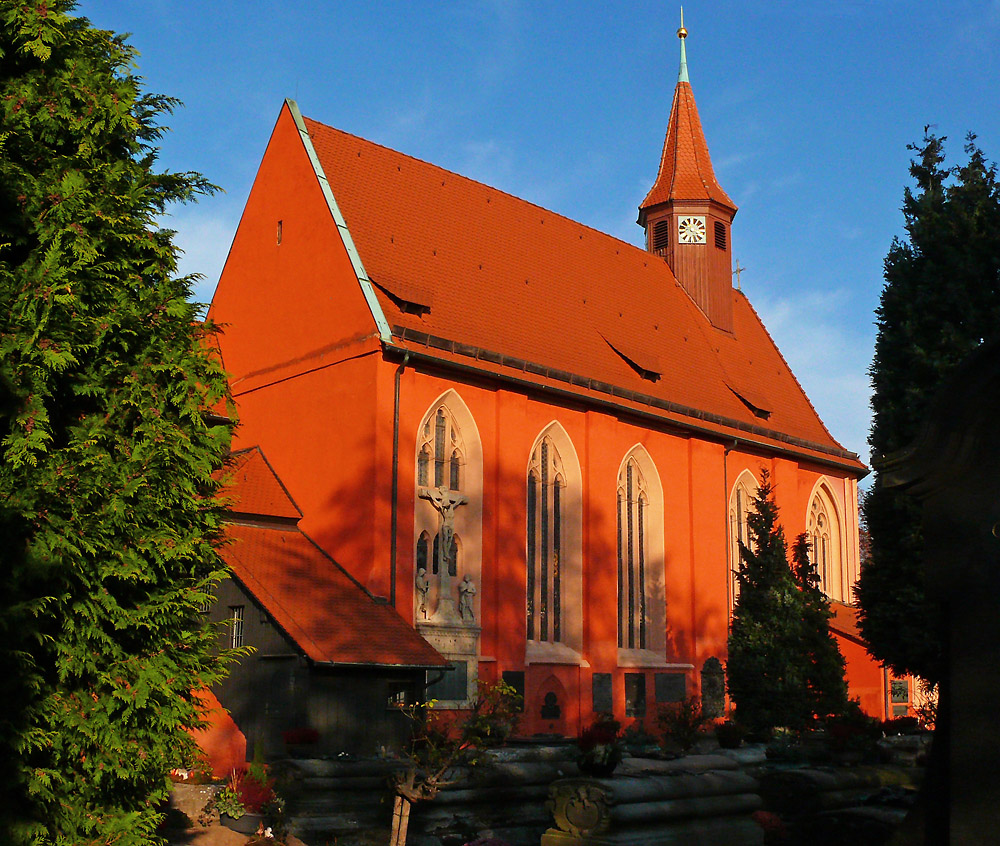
(639, 81, 736, 215)
(224, 447, 302, 521)
(829, 601, 864, 644)
(217, 446, 446, 668)
(303, 116, 862, 471)
(221, 522, 446, 668)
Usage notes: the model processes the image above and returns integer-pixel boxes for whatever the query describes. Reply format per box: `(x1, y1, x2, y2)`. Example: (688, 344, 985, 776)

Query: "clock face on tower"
(677, 215, 707, 244)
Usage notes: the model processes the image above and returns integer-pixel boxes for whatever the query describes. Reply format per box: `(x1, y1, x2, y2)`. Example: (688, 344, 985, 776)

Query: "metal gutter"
(389, 352, 411, 608)
(285, 98, 393, 343)
(383, 343, 867, 477)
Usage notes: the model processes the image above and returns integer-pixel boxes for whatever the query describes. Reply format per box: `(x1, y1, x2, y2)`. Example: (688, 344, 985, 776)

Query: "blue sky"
(77, 1, 1000, 474)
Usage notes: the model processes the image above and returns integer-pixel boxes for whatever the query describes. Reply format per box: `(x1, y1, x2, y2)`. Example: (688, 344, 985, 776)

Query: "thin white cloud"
(169, 207, 240, 308)
(753, 288, 874, 469)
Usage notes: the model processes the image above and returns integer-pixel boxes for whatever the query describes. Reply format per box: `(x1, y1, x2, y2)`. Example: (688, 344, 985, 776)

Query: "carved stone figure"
(415, 567, 430, 619)
(458, 574, 476, 621)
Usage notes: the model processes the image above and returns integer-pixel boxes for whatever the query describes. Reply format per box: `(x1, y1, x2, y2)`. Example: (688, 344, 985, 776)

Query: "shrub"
(656, 697, 707, 752)
(577, 714, 624, 775)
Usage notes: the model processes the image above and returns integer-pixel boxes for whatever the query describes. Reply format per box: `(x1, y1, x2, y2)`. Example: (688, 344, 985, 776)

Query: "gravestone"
(700, 657, 725, 718)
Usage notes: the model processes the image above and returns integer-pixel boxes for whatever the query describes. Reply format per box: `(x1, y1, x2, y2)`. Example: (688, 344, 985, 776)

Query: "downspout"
(390, 352, 411, 608)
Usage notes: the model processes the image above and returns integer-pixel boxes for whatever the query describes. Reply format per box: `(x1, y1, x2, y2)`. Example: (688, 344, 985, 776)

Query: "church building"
(206, 23, 894, 757)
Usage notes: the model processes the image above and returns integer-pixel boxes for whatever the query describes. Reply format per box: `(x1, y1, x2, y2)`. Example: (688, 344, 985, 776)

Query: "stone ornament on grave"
(547, 782, 611, 838)
(701, 656, 725, 719)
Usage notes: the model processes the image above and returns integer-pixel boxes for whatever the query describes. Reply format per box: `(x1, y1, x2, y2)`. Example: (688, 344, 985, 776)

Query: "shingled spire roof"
(639, 14, 736, 221)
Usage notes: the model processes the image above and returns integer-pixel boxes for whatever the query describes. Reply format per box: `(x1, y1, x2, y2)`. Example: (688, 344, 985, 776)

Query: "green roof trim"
(285, 98, 393, 344)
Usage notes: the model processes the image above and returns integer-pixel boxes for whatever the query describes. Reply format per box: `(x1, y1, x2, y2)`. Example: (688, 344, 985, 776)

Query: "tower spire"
(637, 10, 738, 332)
(677, 7, 689, 84)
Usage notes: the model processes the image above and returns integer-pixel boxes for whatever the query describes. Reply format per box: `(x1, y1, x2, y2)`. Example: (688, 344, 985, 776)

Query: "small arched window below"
(431, 531, 459, 577)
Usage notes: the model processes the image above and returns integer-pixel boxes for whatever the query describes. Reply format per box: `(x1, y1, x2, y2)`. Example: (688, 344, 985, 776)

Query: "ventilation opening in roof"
(371, 279, 432, 316)
(727, 383, 770, 419)
(602, 334, 662, 383)
(714, 221, 726, 250)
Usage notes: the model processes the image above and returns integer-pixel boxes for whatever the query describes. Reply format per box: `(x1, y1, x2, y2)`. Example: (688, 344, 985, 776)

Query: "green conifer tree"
(859, 133, 1000, 683)
(791, 533, 849, 719)
(0, 4, 233, 843)
(726, 472, 810, 733)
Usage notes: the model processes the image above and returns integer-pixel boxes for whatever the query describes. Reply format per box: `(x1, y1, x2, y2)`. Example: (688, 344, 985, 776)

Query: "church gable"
(209, 102, 388, 392)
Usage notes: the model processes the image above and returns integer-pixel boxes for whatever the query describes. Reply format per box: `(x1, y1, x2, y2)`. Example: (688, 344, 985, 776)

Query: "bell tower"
(638, 11, 737, 332)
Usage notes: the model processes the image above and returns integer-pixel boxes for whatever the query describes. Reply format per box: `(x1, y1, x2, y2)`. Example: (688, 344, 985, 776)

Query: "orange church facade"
(208, 31, 888, 751)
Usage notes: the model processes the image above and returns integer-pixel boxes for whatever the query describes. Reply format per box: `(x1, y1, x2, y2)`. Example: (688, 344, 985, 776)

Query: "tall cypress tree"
(727, 472, 810, 733)
(859, 133, 1000, 683)
(0, 4, 233, 843)
(791, 533, 848, 720)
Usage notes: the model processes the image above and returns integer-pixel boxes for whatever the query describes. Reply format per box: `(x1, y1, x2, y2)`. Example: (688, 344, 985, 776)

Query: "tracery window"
(618, 457, 648, 649)
(527, 436, 564, 642)
(729, 472, 757, 607)
(418, 407, 464, 490)
(807, 487, 842, 598)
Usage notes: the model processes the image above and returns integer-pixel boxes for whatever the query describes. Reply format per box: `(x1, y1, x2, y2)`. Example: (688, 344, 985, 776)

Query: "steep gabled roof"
(218, 447, 445, 669)
(225, 447, 302, 522)
(221, 523, 446, 668)
(300, 110, 862, 472)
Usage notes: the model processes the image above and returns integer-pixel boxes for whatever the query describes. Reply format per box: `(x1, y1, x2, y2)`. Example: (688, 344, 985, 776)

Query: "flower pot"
(221, 811, 264, 835)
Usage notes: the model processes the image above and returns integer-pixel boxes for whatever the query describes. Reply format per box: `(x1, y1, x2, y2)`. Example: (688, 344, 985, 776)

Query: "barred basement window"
(230, 606, 244, 649)
(714, 220, 727, 250)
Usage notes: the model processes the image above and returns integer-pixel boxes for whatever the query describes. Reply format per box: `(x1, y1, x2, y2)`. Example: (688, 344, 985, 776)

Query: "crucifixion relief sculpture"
(418, 484, 468, 621)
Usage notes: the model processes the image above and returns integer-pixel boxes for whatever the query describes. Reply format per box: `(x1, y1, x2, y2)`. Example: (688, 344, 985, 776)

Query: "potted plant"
(217, 764, 277, 835)
(577, 714, 623, 777)
(714, 719, 747, 749)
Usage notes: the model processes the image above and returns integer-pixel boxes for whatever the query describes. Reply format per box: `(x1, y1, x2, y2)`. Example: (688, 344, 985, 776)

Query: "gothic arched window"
(618, 457, 648, 649)
(729, 471, 758, 607)
(418, 406, 464, 492)
(807, 484, 843, 599)
(527, 436, 565, 643)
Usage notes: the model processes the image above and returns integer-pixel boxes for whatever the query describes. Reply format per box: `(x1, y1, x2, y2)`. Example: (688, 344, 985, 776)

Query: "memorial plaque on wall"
(592, 672, 613, 712)
(426, 660, 467, 701)
(655, 672, 686, 703)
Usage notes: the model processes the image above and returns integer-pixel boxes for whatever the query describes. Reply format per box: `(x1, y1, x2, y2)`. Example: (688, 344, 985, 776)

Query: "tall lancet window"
(807, 484, 846, 600)
(419, 407, 463, 491)
(527, 437, 565, 642)
(617, 457, 648, 649)
(729, 471, 758, 608)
